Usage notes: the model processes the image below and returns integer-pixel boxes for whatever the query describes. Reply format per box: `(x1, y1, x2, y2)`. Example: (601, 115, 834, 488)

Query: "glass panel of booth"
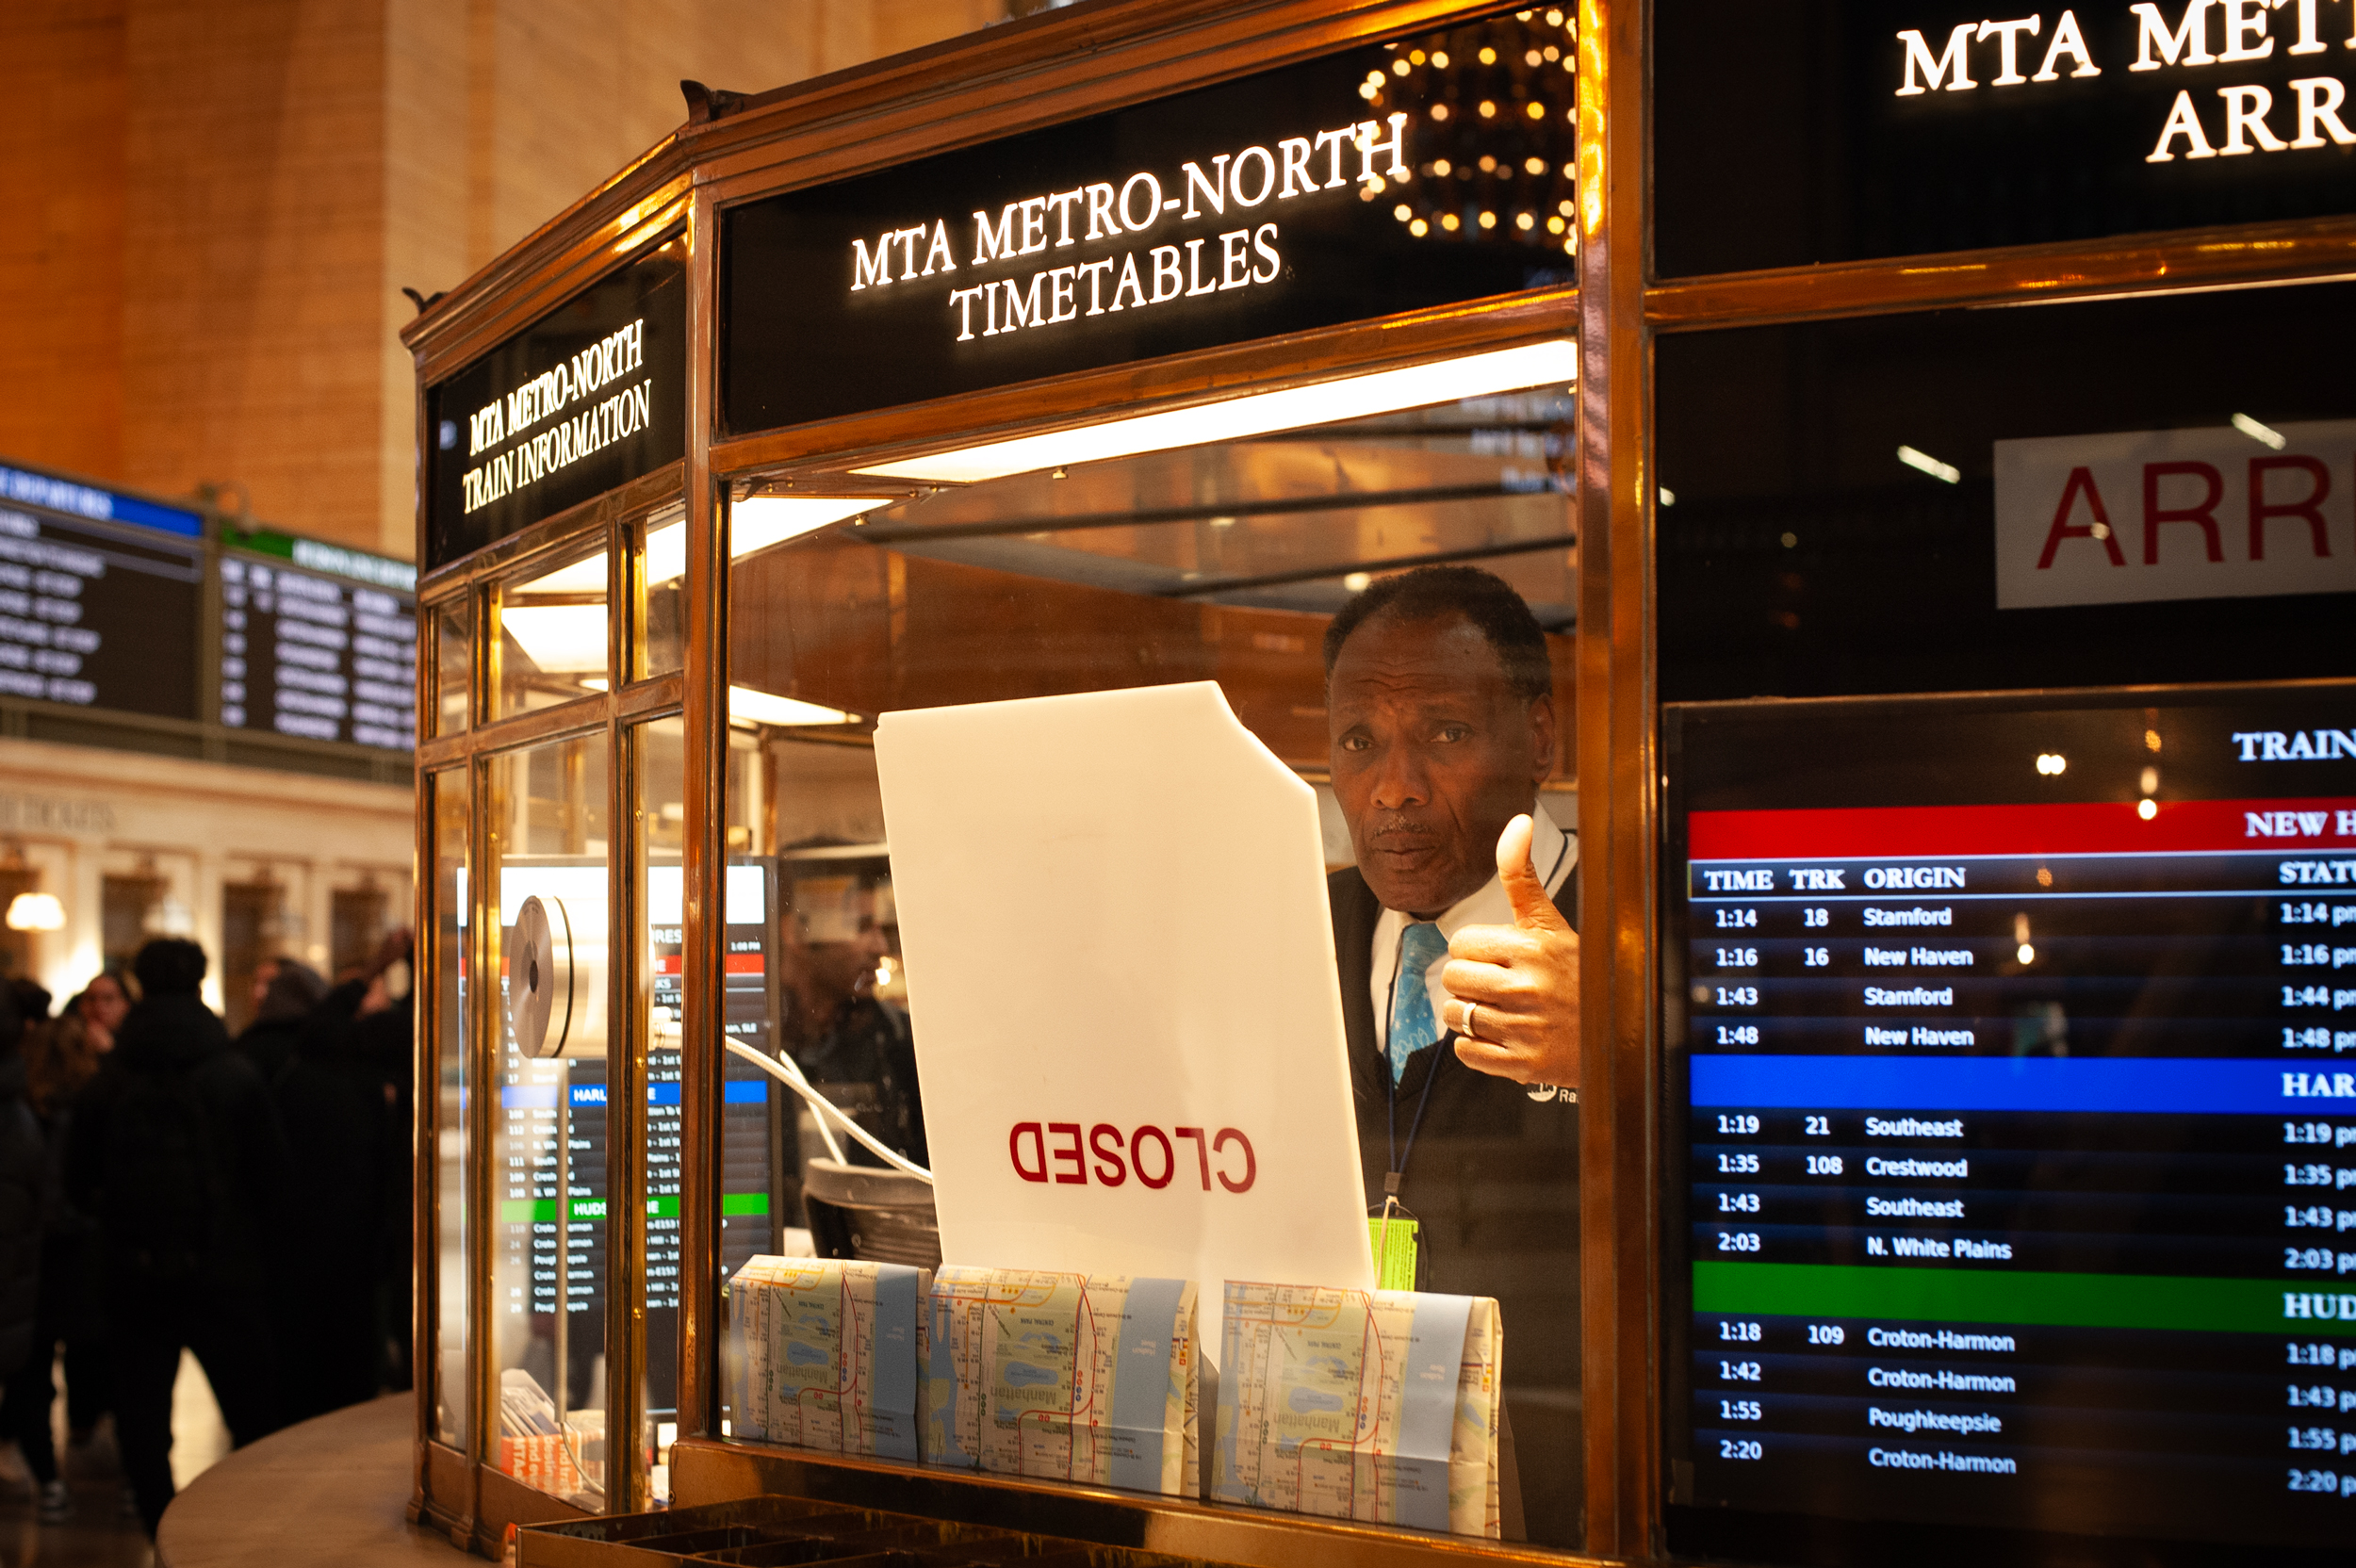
(710, 379, 1587, 1544)
(494, 541, 611, 718)
(1649, 280, 2356, 1563)
(635, 715, 686, 1501)
(434, 594, 471, 737)
(636, 503, 685, 681)
(430, 765, 469, 1451)
(487, 730, 612, 1508)
(1653, 279, 2356, 707)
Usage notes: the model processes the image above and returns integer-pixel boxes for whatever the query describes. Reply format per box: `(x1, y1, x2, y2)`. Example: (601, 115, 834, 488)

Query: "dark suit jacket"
(1329, 861, 1584, 1544)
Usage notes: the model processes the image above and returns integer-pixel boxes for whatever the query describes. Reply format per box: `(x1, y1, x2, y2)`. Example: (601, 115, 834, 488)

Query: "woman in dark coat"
(0, 986, 60, 1512)
(233, 958, 326, 1085)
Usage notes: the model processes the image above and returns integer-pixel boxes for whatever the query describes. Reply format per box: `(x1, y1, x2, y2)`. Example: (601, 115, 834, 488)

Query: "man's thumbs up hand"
(1441, 813, 1580, 1088)
(1495, 811, 1571, 936)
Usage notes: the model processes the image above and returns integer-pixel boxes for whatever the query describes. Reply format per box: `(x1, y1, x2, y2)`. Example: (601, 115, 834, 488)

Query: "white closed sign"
(1994, 419, 2356, 610)
(872, 682, 1376, 1367)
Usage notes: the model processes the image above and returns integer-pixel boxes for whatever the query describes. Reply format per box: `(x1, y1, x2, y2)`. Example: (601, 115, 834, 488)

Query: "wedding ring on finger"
(1464, 1002, 1482, 1039)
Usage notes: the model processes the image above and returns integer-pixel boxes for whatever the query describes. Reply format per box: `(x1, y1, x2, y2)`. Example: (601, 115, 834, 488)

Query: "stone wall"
(0, 0, 1012, 561)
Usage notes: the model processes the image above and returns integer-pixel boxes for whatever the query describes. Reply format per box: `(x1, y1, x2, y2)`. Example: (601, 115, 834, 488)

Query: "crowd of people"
(0, 930, 415, 1537)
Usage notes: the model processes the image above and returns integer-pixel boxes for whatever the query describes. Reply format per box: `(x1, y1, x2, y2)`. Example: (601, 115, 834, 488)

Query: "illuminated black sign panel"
(1656, 1, 2356, 277)
(1663, 685, 2356, 1565)
(722, 10, 1577, 433)
(0, 466, 202, 721)
(219, 536, 417, 751)
(425, 241, 687, 569)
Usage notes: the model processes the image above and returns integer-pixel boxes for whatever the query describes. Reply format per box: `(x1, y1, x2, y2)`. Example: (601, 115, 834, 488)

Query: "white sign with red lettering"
(1994, 419, 2356, 609)
(874, 681, 1376, 1366)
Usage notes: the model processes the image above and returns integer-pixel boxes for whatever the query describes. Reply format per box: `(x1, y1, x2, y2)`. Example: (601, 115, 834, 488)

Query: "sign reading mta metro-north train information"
(1665, 690, 2356, 1560)
(424, 243, 685, 569)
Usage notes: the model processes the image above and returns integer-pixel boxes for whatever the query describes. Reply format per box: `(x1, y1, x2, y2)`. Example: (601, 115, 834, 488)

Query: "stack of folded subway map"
(725, 1255, 930, 1461)
(1212, 1280, 1503, 1538)
(726, 1255, 1497, 1533)
(920, 1266, 1200, 1497)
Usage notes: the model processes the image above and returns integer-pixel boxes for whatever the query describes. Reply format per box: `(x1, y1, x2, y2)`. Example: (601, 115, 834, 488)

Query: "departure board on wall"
(1664, 687, 2356, 1563)
(0, 466, 203, 720)
(219, 534, 417, 750)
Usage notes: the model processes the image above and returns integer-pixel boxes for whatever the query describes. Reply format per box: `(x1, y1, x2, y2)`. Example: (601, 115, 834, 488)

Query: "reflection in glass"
(719, 387, 1582, 1541)
(489, 732, 611, 1508)
(434, 596, 470, 736)
(635, 507, 684, 681)
(1654, 284, 2356, 701)
(635, 717, 684, 1502)
(432, 767, 469, 1450)
(496, 545, 609, 717)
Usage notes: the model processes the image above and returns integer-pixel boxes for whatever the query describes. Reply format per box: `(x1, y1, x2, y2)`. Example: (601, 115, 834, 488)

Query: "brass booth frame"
(399, 0, 2356, 1560)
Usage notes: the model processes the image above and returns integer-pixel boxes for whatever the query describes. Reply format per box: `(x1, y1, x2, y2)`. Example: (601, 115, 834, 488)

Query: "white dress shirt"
(1367, 801, 1576, 1049)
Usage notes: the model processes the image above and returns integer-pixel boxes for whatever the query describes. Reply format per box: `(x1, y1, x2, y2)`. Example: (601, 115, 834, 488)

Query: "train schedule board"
(0, 464, 203, 719)
(1662, 684, 2356, 1564)
(219, 531, 417, 750)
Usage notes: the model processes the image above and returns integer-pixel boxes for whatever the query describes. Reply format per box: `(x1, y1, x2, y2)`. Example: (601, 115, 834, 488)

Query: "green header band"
(501, 1193, 759, 1223)
(222, 526, 417, 592)
(1694, 1260, 2356, 1338)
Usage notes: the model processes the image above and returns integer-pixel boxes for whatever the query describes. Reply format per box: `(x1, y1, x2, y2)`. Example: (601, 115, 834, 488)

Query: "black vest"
(1327, 862, 1584, 1544)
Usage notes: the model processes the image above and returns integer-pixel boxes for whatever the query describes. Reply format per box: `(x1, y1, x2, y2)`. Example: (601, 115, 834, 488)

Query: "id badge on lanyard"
(1368, 1171, 1421, 1291)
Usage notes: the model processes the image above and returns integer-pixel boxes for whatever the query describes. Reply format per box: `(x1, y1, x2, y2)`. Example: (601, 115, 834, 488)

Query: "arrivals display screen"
(1662, 684, 2356, 1563)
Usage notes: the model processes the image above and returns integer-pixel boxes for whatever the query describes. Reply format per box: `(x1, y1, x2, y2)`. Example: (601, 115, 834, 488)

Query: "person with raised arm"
(1320, 564, 1582, 1543)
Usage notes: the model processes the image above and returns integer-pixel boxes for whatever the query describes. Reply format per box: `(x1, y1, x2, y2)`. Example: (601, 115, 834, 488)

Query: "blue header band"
(0, 465, 202, 538)
(1690, 1054, 2356, 1115)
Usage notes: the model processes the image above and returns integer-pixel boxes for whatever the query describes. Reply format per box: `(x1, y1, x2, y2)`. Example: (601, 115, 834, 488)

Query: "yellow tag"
(1367, 1215, 1420, 1292)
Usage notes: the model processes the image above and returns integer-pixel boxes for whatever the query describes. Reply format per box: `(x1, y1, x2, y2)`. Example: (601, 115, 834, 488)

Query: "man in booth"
(1322, 564, 1580, 1541)
(777, 869, 927, 1171)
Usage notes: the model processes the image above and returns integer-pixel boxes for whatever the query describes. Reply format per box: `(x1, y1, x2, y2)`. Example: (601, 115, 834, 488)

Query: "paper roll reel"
(509, 893, 605, 1059)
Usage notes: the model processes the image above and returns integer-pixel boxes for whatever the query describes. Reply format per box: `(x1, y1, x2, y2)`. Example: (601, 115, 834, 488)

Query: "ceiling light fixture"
(1897, 444, 1961, 484)
(856, 340, 1579, 485)
(2231, 412, 2288, 450)
(728, 686, 858, 727)
(644, 497, 893, 583)
(4, 892, 63, 932)
(499, 605, 608, 673)
(512, 553, 607, 596)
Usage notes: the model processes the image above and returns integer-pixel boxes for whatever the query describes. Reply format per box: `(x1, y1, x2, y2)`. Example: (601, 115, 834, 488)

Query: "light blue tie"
(1387, 922, 1449, 1084)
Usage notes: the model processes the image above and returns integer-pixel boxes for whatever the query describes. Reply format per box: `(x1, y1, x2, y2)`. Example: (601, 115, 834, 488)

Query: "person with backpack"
(62, 939, 289, 1536)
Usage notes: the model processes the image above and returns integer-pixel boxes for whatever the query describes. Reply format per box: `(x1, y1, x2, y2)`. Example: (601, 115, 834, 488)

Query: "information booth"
(403, 3, 2356, 1565)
